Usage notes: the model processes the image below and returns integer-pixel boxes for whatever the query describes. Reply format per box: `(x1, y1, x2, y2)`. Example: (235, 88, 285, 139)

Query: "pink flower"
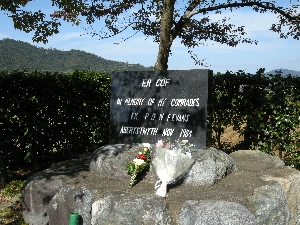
(156, 140, 164, 148)
(164, 142, 172, 149)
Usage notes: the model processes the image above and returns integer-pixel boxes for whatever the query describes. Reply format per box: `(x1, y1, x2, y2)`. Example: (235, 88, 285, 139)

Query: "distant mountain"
(265, 68, 300, 77)
(0, 38, 153, 73)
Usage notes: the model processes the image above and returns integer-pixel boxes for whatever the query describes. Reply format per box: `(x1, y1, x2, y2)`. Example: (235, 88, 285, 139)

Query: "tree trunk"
(154, 0, 175, 70)
(0, 153, 8, 189)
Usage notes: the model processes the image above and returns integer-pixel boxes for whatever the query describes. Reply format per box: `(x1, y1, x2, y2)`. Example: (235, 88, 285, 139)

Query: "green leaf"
(125, 162, 135, 175)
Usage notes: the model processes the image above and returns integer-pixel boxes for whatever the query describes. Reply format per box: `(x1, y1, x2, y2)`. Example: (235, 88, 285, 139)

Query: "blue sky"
(0, 1, 300, 74)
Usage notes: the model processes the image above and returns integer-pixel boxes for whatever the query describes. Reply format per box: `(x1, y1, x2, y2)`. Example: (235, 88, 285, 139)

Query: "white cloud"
(192, 5, 296, 43)
(52, 32, 87, 42)
(0, 33, 9, 39)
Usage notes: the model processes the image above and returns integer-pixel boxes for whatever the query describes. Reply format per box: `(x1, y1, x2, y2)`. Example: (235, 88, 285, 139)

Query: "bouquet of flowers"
(153, 139, 194, 197)
(125, 144, 151, 187)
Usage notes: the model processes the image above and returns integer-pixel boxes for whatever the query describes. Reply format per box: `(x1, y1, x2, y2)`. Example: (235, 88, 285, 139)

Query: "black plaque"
(109, 70, 210, 149)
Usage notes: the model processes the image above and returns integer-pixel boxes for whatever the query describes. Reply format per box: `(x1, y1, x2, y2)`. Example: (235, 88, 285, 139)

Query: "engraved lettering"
(156, 77, 170, 86)
(117, 98, 123, 105)
(124, 98, 145, 105)
(142, 79, 151, 87)
(171, 98, 200, 106)
(147, 98, 155, 106)
(179, 129, 192, 138)
(130, 112, 138, 120)
(120, 126, 158, 136)
(158, 98, 167, 106)
(145, 113, 149, 119)
(162, 128, 174, 137)
(158, 113, 164, 121)
(166, 114, 190, 122)
(151, 113, 156, 120)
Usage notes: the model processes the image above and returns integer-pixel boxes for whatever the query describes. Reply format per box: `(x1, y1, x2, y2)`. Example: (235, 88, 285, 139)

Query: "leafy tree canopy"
(1, 0, 300, 70)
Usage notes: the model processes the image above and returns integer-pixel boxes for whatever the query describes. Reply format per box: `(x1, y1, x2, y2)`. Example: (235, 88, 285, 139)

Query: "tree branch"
(195, 1, 299, 21)
(171, 0, 300, 44)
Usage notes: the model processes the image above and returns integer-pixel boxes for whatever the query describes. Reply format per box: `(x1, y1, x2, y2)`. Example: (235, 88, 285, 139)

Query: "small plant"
(0, 180, 28, 225)
(1, 180, 24, 198)
(0, 206, 29, 225)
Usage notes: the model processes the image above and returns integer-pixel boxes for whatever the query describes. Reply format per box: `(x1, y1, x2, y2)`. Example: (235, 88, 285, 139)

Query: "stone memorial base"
(21, 145, 300, 225)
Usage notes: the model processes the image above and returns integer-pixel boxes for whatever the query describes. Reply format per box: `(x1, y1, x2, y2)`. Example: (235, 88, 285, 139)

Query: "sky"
(0, 1, 300, 74)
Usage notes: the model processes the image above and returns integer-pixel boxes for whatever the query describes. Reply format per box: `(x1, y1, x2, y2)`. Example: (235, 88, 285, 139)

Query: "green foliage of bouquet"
(126, 145, 151, 187)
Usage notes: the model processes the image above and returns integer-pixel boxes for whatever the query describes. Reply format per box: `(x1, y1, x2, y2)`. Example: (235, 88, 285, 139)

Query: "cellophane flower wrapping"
(152, 144, 194, 197)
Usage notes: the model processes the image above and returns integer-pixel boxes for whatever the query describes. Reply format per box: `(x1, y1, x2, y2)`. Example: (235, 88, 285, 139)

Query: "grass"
(0, 159, 66, 225)
(0, 180, 27, 224)
(1, 180, 24, 198)
(0, 168, 37, 225)
(0, 202, 28, 225)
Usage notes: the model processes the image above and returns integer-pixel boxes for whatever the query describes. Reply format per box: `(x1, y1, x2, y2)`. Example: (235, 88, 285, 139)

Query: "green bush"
(0, 69, 110, 169)
(208, 69, 300, 168)
(1, 68, 299, 170)
(0, 180, 24, 198)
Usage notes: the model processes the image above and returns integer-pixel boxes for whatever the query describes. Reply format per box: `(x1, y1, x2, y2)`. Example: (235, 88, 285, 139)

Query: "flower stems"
(129, 170, 137, 187)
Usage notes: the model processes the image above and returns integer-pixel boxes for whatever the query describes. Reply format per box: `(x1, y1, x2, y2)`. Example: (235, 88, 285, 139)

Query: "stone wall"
(22, 145, 300, 225)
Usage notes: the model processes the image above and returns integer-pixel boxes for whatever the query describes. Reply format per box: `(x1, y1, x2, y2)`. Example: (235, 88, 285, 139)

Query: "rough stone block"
(22, 153, 92, 225)
(89, 145, 237, 187)
(249, 182, 290, 225)
(22, 171, 65, 225)
(48, 186, 96, 225)
(91, 193, 173, 225)
(286, 177, 300, 225)
(178, 200, 257, 225)
(184, 147, 237, 186)
(261, 165, 300, 194)
(89, 143, 155, 179)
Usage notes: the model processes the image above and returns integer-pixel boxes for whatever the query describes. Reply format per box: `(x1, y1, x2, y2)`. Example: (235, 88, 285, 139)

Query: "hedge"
(0, 69, 110, 169)
(1, 68, 299, 170)
(208, 69, 300, 168)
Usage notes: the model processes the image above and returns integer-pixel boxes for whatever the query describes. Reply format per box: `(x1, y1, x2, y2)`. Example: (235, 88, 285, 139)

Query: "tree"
(1, 1, 300, 70)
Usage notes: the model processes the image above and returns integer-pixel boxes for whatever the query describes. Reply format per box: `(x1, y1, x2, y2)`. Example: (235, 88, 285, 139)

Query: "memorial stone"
(109, 70, 211, 148)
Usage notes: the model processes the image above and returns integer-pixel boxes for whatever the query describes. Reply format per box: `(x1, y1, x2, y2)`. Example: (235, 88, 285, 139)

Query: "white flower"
(133, 158, 145, 166)
(142, 143, 151, 148)
(185, 152, 192, 158)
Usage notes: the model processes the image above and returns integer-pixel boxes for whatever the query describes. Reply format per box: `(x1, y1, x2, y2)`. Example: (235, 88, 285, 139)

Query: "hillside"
(266, 68, 300, 76)
(0, 38, 153, 73)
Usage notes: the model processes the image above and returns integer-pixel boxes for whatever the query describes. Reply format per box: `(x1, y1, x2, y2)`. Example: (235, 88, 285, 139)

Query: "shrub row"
(208, 69, 300, 168)
(0, 69, 110, 169)
(0, 69, 299, 170)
